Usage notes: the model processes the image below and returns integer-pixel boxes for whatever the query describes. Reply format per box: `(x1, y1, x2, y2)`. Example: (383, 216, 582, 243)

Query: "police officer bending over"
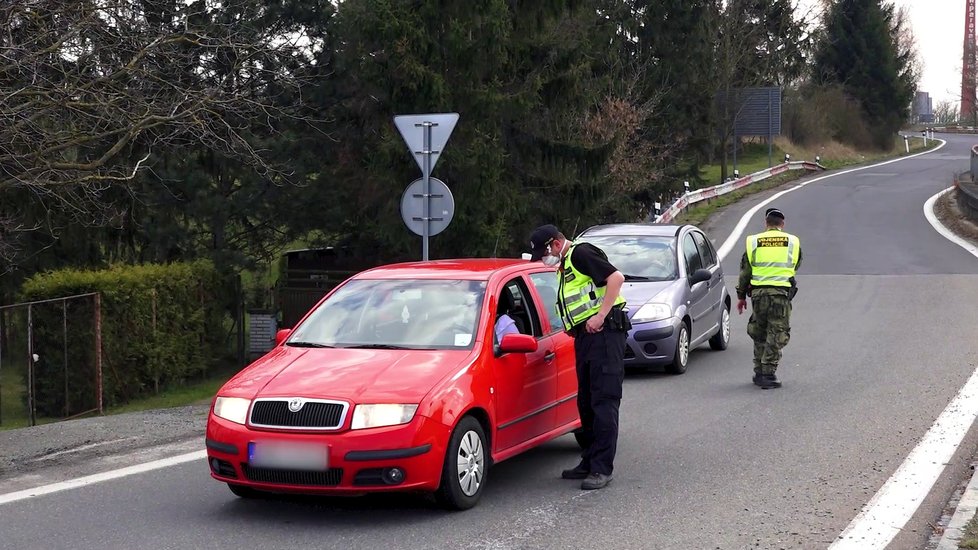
(736, 208, 802, 389)
(528, 224, 630, 490)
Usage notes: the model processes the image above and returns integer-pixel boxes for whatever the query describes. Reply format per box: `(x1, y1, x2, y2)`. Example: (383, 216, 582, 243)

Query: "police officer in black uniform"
(528, 224, 629, 490)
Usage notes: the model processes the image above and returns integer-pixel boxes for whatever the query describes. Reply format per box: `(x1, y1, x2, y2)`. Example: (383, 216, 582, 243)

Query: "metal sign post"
(394, 113, 459, 261)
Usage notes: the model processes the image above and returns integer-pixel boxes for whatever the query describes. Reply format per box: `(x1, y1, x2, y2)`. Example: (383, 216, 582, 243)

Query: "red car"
(206, 259, 580, 509)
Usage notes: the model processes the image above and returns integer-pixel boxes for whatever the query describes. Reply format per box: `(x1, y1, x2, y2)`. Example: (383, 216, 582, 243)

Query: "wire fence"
(0, 293, 102, 427)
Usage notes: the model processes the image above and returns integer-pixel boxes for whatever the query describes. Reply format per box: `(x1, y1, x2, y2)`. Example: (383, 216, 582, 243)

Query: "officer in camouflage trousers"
(736, 208, 801, 389)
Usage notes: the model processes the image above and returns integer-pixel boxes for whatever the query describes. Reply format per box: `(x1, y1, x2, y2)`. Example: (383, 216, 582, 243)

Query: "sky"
(796, 0, 965, 107)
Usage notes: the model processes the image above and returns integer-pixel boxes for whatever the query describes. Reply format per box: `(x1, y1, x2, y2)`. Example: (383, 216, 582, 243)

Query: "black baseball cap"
(528, 224, 561, 261)
(765, 208, 785, 220)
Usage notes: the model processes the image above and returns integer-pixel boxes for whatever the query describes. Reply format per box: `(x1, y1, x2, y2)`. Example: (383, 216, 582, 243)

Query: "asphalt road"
(2, 135, 978, 550)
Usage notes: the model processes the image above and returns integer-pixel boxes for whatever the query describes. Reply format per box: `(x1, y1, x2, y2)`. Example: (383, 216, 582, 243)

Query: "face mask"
(540, 241, 567, 267)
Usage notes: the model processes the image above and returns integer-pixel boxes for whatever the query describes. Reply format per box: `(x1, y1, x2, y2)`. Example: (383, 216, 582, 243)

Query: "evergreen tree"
(317, 0, 622, 261)
(632, 0, 718, 191)
(813, 0, 916, 149)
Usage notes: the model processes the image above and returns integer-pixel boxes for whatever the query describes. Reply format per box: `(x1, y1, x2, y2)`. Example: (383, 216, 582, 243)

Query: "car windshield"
(286, 278, 487, 350)
(581, 235, 678, 281)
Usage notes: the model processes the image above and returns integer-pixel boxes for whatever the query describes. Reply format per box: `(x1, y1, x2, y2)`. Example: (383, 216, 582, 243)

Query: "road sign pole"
(394, 113, 459, 260)
(420, 121, 437, 261)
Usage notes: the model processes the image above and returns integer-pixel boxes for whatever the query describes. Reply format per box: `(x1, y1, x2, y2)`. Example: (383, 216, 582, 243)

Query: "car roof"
(353, 258, 530, 280)
(578, 223, 692, 238)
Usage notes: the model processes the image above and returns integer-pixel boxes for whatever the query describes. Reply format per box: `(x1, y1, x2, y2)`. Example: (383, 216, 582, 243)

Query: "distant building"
(913, 91, 934, 124)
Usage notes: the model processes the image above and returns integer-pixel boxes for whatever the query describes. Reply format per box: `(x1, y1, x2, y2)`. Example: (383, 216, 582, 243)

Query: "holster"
(788, 277, 798, 301)
(606, 306, 632, 332)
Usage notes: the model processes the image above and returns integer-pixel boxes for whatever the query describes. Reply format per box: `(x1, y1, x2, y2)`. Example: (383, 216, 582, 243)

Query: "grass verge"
(0, 365, 234, 431)
(678, 135, 939, 227)
(960, 514, 978, 548)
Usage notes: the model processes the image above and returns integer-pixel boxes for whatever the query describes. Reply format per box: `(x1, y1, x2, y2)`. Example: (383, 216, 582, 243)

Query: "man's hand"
(737, 298, 748, 315)
(585, 313, 606, 333)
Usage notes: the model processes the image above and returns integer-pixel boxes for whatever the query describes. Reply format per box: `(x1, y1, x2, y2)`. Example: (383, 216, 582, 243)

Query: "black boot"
(581, 473, 613, 490)
(752, 373, 766, 386)
(760, 373, 782, 389)
(561, 462, 589, 479)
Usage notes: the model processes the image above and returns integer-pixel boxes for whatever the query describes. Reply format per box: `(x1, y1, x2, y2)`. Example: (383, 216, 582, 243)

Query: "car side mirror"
(689, 268, 711, 285)
(497, 333, 538, 355)
(275, 328, 292, 346)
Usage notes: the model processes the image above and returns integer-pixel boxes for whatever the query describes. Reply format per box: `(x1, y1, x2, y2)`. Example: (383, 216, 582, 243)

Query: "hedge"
(19, 260, 227, 416)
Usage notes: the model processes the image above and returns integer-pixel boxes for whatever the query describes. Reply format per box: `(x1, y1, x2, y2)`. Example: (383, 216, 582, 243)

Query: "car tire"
(435, 416, 489, 511)
(573, 428, 591, 450)
(665, 321, 690, 374)
(227, 483, 262, 499)
(709, 303, 731, 351)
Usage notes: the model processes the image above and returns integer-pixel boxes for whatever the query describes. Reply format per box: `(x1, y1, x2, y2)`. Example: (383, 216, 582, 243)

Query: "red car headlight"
(351, 404, 419, 430)
(213, 397, 251, 425)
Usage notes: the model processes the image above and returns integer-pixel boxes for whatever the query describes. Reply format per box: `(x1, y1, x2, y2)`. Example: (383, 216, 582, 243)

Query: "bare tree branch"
(0, 0, 330, 264)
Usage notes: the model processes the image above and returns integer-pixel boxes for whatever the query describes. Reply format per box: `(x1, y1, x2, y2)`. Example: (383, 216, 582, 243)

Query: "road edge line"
(829, 367, 978, 549)
(924, 187, 978, 259)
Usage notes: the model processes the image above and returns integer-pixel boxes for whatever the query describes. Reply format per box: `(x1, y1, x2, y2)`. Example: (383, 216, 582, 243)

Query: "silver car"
(577, 223, 731, 373)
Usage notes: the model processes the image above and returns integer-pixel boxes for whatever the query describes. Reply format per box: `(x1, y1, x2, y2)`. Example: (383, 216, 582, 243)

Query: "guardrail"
(959, 182, 978, 222)
(961, 146, 978, 224)
(652, 160, 824, 224)
(971, 145, 978, 182)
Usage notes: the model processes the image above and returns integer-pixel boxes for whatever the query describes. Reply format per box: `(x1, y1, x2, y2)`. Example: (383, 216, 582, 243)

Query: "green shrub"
(784, 85, 876, 151)
(19, 260, 227, 416)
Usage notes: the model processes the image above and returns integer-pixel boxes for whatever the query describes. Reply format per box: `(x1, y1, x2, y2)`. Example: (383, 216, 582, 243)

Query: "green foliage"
(813, 0, 916, 149)
(19, 261, 228, 416)
(0, 0, 922, 332)
(783, 85, 874, 148)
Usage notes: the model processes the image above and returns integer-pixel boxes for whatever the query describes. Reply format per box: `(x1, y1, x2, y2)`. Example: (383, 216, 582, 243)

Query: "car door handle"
(544, 351, 556, 362)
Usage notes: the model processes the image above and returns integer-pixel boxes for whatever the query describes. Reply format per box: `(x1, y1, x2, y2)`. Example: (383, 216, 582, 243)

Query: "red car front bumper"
(205, 413, 452, 494)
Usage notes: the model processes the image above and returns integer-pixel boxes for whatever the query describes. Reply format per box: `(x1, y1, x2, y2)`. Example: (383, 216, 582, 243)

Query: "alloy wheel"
(456, 430, 485, 497)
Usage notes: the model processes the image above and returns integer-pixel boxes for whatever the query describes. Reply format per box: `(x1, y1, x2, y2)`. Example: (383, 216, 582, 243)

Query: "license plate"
(248, 441, 329, 471)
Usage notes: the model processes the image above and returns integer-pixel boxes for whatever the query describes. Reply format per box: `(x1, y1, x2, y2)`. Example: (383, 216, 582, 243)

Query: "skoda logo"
(287, 398, 305, 413)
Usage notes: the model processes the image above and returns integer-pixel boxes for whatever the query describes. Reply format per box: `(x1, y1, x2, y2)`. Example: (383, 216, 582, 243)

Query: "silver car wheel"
(456, 430, 485, 497)
(678, 325, 689, 365)
(721, 307, 730, 343)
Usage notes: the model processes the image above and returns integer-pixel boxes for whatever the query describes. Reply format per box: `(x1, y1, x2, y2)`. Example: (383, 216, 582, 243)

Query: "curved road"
(2, 135, 978, 550)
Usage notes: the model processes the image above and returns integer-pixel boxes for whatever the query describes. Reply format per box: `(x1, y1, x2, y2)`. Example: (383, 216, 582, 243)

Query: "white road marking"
(720, 138, 978, 549)
(830, 173, 978, 548)
(924, 187, 978, 259)
(717, 140, 947, 261)
(0, 450, 206, 506)
(830, 367, 978, 549)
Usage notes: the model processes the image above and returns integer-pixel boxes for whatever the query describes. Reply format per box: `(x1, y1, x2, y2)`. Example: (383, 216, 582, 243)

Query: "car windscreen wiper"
(623, 274, 654, 281)
(286, 341, 334, 348)
(347, 344, 413, 350)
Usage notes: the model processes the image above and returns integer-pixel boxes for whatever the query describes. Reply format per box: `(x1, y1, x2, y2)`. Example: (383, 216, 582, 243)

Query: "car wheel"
(709, 303, 731, 351)
(665, 321, 690, 374)
(573, 428, 591, 450)
(435, 416, 488, 510)
(227, 483, 262, 499)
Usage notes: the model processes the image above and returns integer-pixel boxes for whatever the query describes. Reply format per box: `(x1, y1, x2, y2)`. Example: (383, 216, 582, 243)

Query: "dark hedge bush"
(19, 260, 226, 416)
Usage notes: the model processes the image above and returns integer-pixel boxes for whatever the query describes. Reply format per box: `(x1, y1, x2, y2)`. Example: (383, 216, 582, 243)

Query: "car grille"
(242, 465, 343, 486)
(249, 399, 347, 430)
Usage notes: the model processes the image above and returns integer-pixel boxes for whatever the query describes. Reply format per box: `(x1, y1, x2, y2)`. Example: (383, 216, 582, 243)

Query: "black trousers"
(573, 325, 627, 476)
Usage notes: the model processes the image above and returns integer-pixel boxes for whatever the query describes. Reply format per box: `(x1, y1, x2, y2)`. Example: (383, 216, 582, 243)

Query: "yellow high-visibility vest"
(746, 229, 799, 287)
(557, 244, 625, 331)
